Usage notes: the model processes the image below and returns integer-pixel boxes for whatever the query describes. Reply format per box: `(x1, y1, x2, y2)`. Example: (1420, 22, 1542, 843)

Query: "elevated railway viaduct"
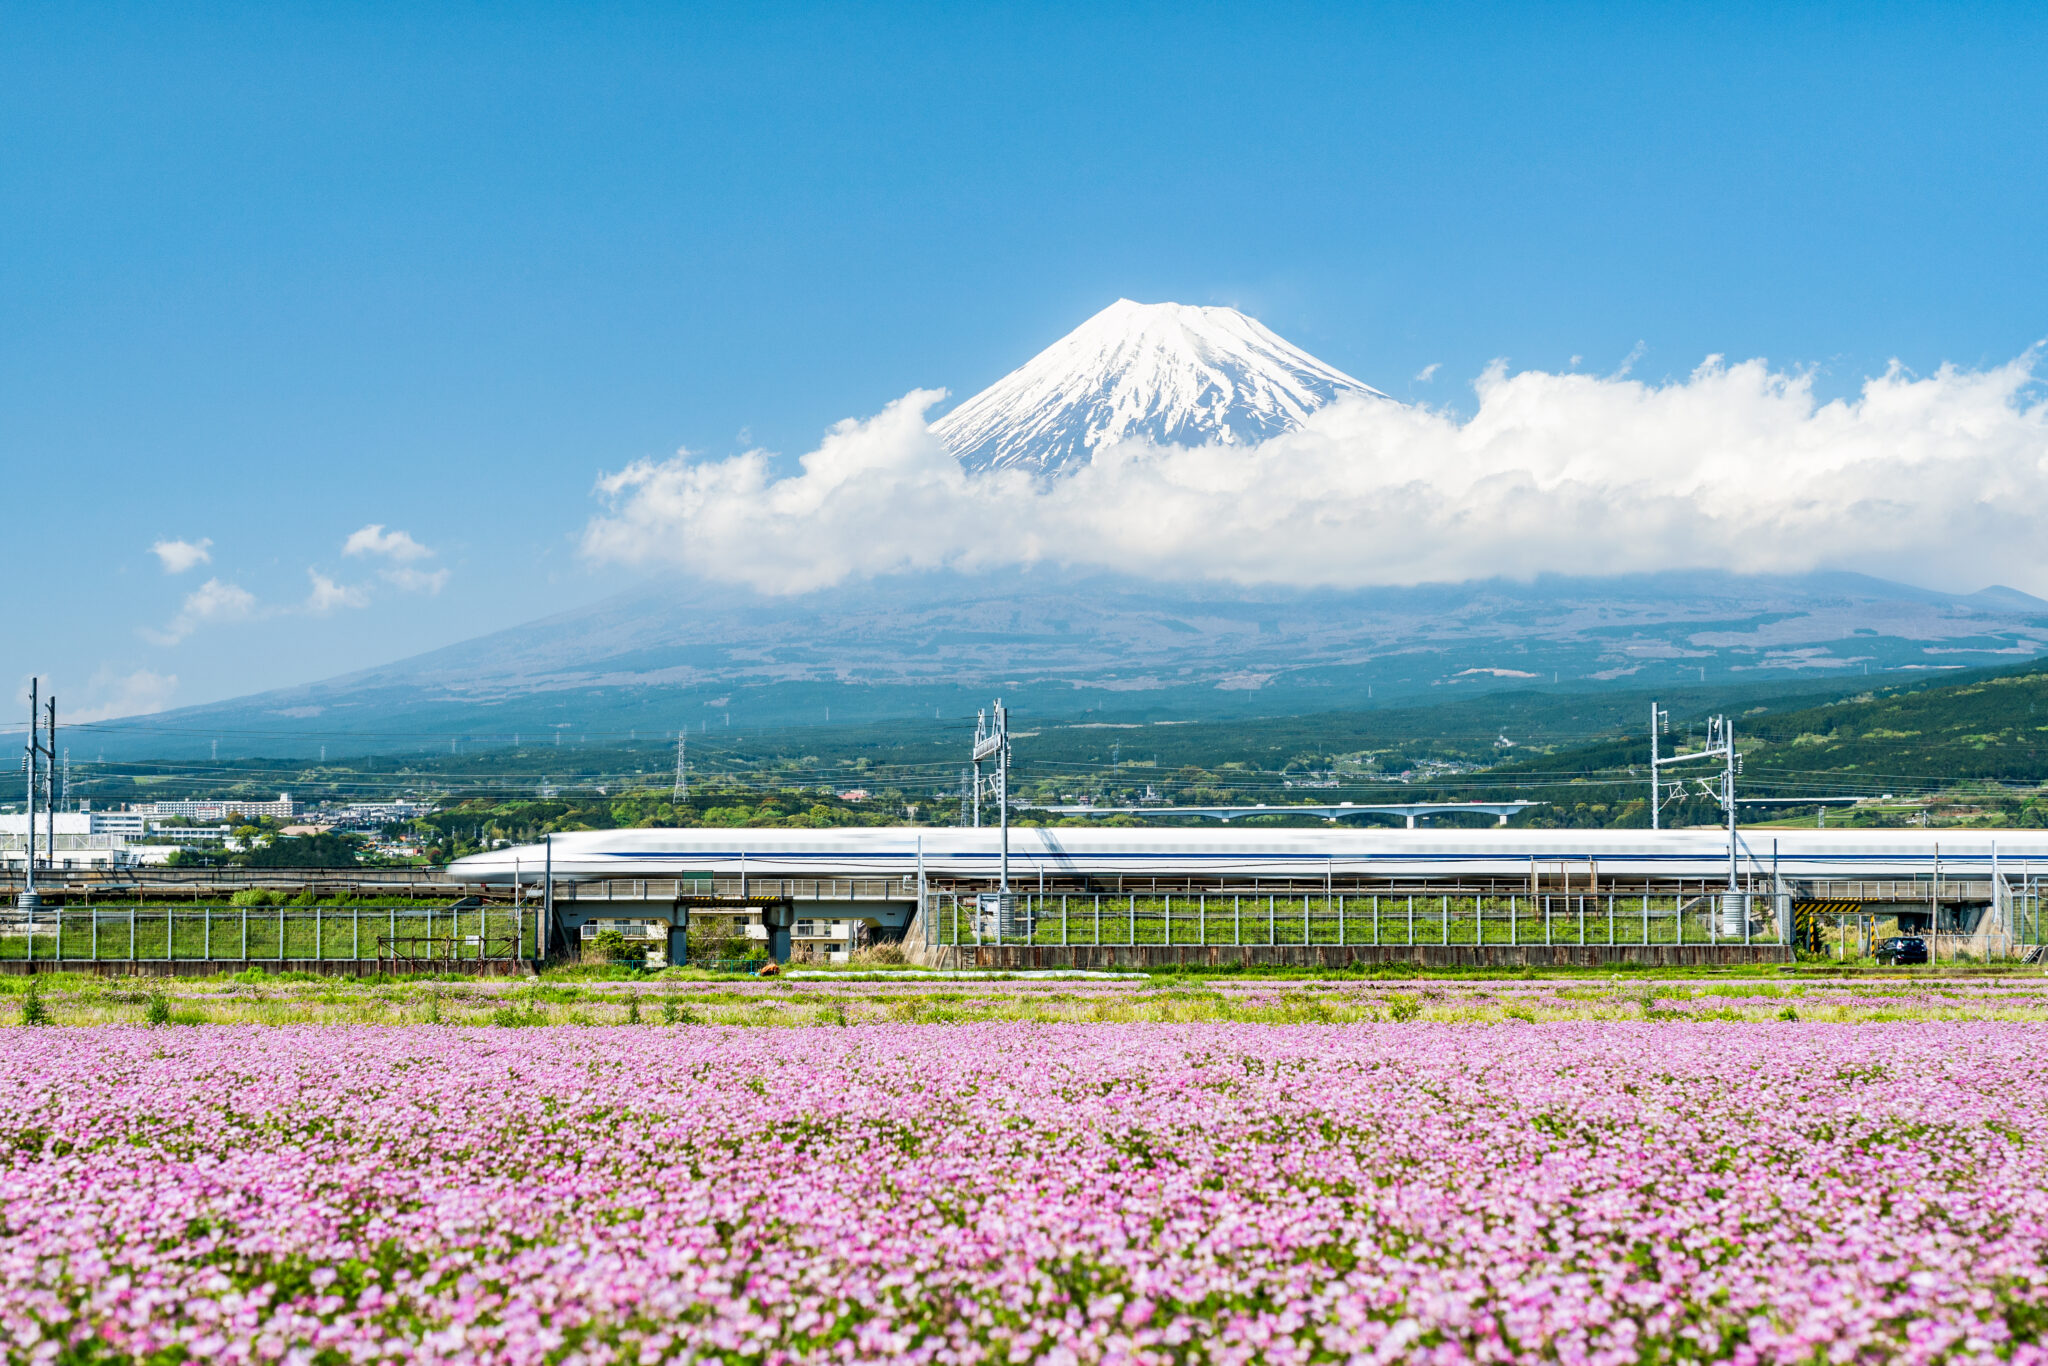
(446, 827, 2048, 968)
(9, 828, 2036, 972)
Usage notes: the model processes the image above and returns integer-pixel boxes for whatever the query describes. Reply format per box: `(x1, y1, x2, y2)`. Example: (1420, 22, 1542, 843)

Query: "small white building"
(0, 833, 149, 869)
(0, 811, 144, 837)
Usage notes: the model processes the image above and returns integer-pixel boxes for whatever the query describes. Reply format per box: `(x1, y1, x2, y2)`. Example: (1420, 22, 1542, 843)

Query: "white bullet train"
(446, 825, 2048, 886)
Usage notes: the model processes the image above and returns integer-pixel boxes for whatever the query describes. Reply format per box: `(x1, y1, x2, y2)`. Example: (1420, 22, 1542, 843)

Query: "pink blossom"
(2, 1023, 2046, 1363)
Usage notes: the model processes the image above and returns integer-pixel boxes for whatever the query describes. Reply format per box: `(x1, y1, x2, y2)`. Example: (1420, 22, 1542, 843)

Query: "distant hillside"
(33, 652, 2048, 833)
(1740, 660, 2048, 785)
(1449, 656, 2048, 827)
(63, 568, 2048, 761)
(1507, 657, 2048, 788)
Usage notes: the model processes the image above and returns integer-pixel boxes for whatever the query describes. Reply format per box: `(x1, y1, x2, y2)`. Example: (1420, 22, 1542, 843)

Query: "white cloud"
(141, 578, 259, 645)
(580, 348, 2048, 597)
(343, 524, 433, 562)
(380, 566, 449, 595)
(1414, 363, 1440, 383)
(67, 668, 179, 723)
(582, 390, 984, 593)
(303, 570, 370, 615)
(150, 537, 213, 574)
(134, 551, 419, 645)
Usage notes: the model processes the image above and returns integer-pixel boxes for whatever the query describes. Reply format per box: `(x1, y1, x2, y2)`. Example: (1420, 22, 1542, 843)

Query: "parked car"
(1875, 936, 1928, 965)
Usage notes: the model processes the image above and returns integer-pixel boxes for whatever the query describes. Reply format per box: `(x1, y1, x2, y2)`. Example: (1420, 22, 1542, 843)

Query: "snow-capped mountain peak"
(934, 298, 1385, 476)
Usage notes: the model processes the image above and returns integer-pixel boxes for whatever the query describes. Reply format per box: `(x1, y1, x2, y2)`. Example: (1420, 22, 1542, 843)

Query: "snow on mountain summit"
(934, 298, 1385, 476)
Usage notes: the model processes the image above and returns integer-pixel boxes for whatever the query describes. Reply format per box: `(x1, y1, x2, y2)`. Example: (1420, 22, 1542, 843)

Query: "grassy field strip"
(11, 973, 2048, 1026)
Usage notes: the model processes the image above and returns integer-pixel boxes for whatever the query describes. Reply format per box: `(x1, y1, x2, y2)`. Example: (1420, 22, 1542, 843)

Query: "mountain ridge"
(70, 568, 2048, 758)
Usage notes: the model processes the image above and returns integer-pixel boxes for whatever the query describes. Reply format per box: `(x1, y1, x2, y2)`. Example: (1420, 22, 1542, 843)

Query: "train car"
(447, 824, 2048, 887)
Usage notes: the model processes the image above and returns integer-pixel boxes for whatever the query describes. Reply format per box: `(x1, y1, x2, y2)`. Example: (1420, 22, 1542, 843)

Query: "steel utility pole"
(998, 702, 1009, 903)
(1648, 703, 1670, 829)
(44, 695, 55, 870)
(973, 701, 1009, 897)
(18, 680, 54, 913)
(971, 709, 987, 828)
(971, 699, 1012, 930)
(1653, 713, 1742, 932)
(1719, 717, 1739, 898)
(672, 731, 687, 800)
(21, 680, 38, 911)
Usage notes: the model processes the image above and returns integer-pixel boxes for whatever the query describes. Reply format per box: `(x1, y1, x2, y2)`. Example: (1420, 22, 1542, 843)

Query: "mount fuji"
(84, 300, 2048, 753)
(934, 299, 1385, 476)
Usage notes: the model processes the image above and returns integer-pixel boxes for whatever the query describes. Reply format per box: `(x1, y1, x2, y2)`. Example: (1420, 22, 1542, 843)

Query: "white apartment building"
(141, 793, 296, 821)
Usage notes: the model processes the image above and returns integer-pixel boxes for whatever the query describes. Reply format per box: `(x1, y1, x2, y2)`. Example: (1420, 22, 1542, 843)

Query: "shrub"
(230, 889, 278, 908)
(685, 923, 752, 961)
(850, 943, 908, 966)
(20, 979, 49, 1027)
(587, 930, 634, 963)
(144, 990, 171, 1027)
(626, 995, 642, 1025)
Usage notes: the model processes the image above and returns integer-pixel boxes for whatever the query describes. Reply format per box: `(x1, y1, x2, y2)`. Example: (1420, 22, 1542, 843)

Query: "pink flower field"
(5, 1022, 2047, 1365)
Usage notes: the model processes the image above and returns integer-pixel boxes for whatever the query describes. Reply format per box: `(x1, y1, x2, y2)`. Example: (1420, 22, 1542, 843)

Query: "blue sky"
(5, 1, 2045, 719)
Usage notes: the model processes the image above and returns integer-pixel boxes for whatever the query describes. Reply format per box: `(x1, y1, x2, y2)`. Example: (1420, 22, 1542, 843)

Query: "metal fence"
(0, 903, 543, 964)
(926, 885, 2048, 959)
(929, 891, 1784, 948)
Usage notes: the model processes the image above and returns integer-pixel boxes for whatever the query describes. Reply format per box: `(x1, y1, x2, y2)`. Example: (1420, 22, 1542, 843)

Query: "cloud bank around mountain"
(65, 668, 180, 723)
(582, 350, 2048, 597)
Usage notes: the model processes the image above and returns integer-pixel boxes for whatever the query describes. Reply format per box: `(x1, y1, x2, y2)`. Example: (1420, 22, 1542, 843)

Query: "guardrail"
(1802, 880, 1992, 902)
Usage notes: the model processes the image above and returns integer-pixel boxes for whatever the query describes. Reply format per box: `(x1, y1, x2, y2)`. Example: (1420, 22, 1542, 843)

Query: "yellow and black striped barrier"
(1793, 900, 1861, 955)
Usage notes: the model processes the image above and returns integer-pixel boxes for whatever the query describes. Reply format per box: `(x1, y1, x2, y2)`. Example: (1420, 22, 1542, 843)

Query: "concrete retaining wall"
(0, 958, 532, 979)
(927, 944, 1790, 971)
